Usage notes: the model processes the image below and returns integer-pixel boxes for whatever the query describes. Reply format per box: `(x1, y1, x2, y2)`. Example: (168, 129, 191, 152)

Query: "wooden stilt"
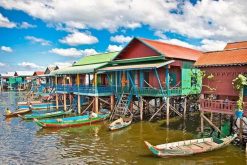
(56, 94, 59, 110)
(95, 96, 99, 114)
(78, 94, 81, 114)
(210, 112, 213, 121)
(184, 97, 187, 118)
(201, 113, 222, 134)
(166, 97, 170, 126)
(140, 97, 143, 121)
(63, 94, 67, 111)
(149, 102, 166, 122)
(110, 95, 114, 111)
(201, 110, 204, 133)
(240, 118, 243, 144)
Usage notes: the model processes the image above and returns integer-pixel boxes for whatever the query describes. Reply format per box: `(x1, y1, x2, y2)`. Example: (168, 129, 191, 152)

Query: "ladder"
(110, 89, 133, 120)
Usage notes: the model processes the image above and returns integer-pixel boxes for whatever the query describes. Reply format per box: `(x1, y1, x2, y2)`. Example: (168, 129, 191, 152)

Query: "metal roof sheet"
(52, 63, 107, 75)
(73, 52, 119, 66)
(99, 61, 174, 71)
(15, 71, 34, 76)
(195, 48, 247, 67)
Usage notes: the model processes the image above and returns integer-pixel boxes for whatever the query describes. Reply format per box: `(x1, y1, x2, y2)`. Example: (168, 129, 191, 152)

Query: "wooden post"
(140, 97, 143, 121)
(56, 94, 59, 110)
(210, 112, 213, 121)
(201, 110, 204, 133)
(240, 118, 243, 144)
(95, 96, 99, 114)
(63, 94, 67, 111)
(184, 97, 187, 118)
(110, 95, 115, 111)
(78, 94, 81, 114)
(166, 97, 170, 126)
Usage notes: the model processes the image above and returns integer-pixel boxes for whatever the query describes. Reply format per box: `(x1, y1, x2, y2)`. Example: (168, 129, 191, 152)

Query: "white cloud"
(59, 32, 98, 46)
(158, 38, 226, 52)
(19, 22, 36, 29)
(18, 62, 44, 69)
(107, 45, 123, 52)
(0, 62, 6, 66)
(110, 35, 132, 44)
(1, 46, 13, 53)
(50, 62, 72, 68)
(25, 36, 51, 46)
(50, 48, 97, 57)
(0, 13, 16, 28)
(1, 0, 247, 41)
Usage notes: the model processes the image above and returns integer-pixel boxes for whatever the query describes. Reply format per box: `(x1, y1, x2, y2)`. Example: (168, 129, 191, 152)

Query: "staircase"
(110, 91, 133, 120)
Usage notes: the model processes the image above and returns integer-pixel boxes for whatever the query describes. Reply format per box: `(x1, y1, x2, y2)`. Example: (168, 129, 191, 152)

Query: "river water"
(0, 92, 246, 165)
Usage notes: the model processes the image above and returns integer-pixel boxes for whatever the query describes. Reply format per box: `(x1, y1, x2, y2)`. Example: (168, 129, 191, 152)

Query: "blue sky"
(0, 0, 246, 73)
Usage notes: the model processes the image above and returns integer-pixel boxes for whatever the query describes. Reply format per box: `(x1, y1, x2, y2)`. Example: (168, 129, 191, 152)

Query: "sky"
(0, 0, 247, 73)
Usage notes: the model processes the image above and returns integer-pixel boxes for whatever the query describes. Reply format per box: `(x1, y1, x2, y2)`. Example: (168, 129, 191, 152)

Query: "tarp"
(51, 63, 107, 75)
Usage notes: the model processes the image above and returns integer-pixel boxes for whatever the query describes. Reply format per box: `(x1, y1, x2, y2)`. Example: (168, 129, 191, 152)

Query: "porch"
(200, 99, 247, 115)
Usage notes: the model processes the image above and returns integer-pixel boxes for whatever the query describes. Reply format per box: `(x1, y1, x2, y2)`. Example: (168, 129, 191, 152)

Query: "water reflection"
(0, 92, 246, 164)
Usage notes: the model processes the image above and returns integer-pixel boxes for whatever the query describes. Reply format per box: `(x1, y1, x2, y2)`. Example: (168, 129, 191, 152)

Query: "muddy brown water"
(0, 92, 245, 164)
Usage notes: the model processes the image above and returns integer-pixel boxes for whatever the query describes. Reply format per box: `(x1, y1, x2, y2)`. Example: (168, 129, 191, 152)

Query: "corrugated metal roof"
(224, 41, 247, 50)
(1, 72, 15, 77)
(15, 71, 33, 76)
(195, 48, 247, 67)
(99, 61, 174, 71)
(52, 63, 107, 75)
(138, 38, 203, 61)
(73, 52, 119, 66)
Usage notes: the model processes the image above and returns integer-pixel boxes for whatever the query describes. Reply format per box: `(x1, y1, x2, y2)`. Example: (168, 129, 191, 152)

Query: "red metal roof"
(224, 41, 247, 50)
(195, 48, 247, 67)
(138, 38, 203, 61)
(33, 71, 44, 76)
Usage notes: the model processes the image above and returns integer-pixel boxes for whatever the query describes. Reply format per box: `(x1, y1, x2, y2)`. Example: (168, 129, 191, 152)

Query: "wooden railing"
(200, 99, 247, 115)
(55, 84, 201, 97)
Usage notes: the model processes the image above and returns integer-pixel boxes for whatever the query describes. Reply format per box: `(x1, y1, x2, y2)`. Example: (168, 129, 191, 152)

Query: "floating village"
(1, 37, 247, 162)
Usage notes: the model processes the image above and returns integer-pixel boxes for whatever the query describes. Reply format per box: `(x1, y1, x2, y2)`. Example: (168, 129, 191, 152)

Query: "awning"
(98, 60, 174, 72)
(51, 63, 107, 75)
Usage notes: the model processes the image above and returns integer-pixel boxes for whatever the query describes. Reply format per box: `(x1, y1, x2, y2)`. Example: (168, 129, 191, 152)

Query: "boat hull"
(19, 110, 73, 120)
(144, 135, 237, 158)
(4, 109, 32, 118)
(34, 114, 109, 128)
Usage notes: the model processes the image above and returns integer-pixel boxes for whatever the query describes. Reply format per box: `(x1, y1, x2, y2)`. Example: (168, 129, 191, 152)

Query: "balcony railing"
(200, 99, 247, 115)
(55, 84, 201, 97)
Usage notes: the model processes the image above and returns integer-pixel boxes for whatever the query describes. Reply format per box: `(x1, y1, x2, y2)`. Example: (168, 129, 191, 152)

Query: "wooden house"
(195, 41, 247, 120)
(99, 37, 203, 124)
(51, 52, 119, 113)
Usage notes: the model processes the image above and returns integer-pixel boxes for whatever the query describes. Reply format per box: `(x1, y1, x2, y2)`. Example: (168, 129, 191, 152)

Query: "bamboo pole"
(201, 110, 204, 133)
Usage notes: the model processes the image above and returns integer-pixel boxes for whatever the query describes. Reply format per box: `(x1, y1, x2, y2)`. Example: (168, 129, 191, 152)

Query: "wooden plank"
(201, 113, 222, 135)
(149, 102, 166, 121)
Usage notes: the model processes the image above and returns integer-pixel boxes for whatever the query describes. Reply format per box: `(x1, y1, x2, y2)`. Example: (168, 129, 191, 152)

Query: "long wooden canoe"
(144, 134, 237, 157)
(18, 109, 73, 120)
(109, 114, 133, 131)
(4, 109, 32, 118)
(34, 113, 109, 128)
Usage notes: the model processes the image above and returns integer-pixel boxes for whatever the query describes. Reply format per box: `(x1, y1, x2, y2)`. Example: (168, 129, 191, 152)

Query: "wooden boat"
(4, 109, 32, 118)
(144, 134, 237, 157)
(34, 113, 109, 128)
(109, 114, 133, 131)
(18, 109, 73, 120)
